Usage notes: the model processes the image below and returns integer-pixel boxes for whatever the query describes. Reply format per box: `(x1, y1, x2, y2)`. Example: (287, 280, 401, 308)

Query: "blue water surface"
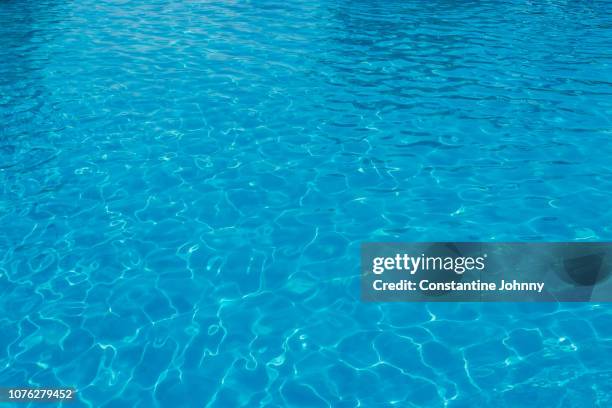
(1, 0, 612, 407)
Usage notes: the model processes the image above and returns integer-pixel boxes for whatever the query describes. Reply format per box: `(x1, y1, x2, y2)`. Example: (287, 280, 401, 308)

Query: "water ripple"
(1, 0, 612, 407)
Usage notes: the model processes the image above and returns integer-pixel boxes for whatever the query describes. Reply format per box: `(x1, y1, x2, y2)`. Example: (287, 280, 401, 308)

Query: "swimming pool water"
(1, 0, 612, 406)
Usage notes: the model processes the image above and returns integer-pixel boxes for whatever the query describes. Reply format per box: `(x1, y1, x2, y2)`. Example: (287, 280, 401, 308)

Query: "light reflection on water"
(1, 0, 611, 406)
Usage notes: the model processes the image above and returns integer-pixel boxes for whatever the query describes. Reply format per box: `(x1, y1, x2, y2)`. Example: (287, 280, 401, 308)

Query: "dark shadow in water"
(0, 0, 65, 142)
(0, 0, 63, 83)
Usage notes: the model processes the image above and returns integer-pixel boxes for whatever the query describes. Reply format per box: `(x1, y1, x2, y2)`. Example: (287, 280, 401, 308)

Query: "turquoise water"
(1, 0, 612, 406)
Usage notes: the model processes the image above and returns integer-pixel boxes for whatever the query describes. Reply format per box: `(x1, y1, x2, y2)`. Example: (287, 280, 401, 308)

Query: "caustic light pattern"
(1, 0, 612, 407)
